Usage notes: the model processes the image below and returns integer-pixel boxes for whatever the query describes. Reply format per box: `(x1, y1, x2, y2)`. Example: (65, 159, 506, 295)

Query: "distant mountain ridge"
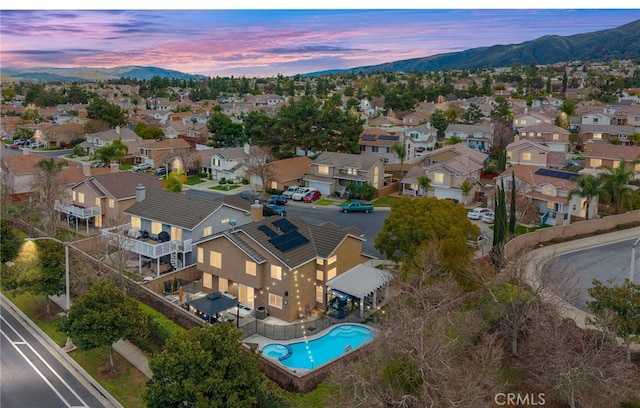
(306, 19, 640, 75)
(0, 66, 206, 82)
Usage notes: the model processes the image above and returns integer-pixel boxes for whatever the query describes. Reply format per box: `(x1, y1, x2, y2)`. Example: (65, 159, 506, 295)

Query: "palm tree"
(598, 160, 635, 214)
(392, 143, 407, 180)
(417, 175, 431, 197)
(445, 135, 464, 146)
(568, 174, 603, 220)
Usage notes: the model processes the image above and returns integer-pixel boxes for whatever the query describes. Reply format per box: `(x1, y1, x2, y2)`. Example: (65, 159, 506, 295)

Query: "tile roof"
(518, 122, 569, 134)
(312, 151, 381, 171)
(580, 124, 636, 134)
(75, 172, 163, 200)
(496, 164, 578, 191)
(146, 138, 191, 150)
(125, 188, 250, 230)
(269, 156, 312, 182)
(583, 142, 640, 161)
(214, 146, 265, 160)
(237, 215, 363, 269)
(422, 143, 488, 165)
(507, 140, 550, 153)
(1, 154, 50, 175)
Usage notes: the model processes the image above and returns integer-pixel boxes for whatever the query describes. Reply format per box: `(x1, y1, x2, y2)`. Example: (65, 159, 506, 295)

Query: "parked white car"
(467, 207, 491, 220)
(282, 185, 300, 199)
(291, 187, 315, 201)
(481, 211, 495, 224)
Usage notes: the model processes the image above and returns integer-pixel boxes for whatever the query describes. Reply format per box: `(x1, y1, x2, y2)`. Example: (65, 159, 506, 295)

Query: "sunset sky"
(1, 9, 639, 77)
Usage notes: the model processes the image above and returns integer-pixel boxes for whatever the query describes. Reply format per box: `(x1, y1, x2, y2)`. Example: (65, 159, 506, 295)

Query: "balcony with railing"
(102, 224, 179, 259)
(55, 201, 101, 219)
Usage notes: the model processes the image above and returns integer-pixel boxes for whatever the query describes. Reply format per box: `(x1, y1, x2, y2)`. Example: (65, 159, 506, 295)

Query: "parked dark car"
(154, 167, 167, 176)
(238, 189, 263, 203)
(263, 204, 286, 217)
(266, 195, 287, 205)
(266, 204, 286, 216)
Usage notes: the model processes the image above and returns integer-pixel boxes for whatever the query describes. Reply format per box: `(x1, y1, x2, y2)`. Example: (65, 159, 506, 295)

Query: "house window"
(151, 221, 162, 235)
(171, 226, 182, 241)
(547, 201, 554, 210)
(212, 158, 220, 167)
(246, 261, 256, 276)
(635, 163, 640, 172)
(591, 158, 602, 167)
(536, 132, 542, 137)
(327, 267, 337, 280)
(522, 152, 531, 161)
(529, 132, 535, 137)
(78, 192, 85, 204)
(269, 293, 283, 309)
(270, 265, 282, 280)
(72, 191, 76, 201)
(544, 187, 553, 195)
(219, 277, 228, 293)
(371, 146, 379, 152)
(552, 133, 559, 140)
(347, 168, 357, 175)
(316, 259, 324, 266)
(433, 173, 444, 184)
(197, 247, 204, 264)
(316, 269, 324, 281)
(203, 225, 212, 236)
(507, 151, 513, 160)
(593, 133, 602, 139)
(612, 160, 620, 169)
(328, 255, 337, 265)
(210, 251, 221, 268)
(95, 197, 100, 206)
(131, 216, 141, 229)
(318, 165, 329, 175)
(203, 273, 212, 289)
(270, 181, 278, 190)
(108, 199, 115, 208)
(316, 285, 324, 303)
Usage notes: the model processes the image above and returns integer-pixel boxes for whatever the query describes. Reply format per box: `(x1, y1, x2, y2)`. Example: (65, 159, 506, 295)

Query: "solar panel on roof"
(258, 225, 278, 238)
(272, 218, 297, 233)
(534, 168, 577, 180)
(361, 134, 376, 141)
(379, 135, 399, 141)
(269, 230, 309, 253)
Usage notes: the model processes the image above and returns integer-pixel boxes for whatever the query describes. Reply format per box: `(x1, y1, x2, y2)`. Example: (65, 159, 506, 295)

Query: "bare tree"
(242, 147, 274, 190)
(30, 158, 66, 236)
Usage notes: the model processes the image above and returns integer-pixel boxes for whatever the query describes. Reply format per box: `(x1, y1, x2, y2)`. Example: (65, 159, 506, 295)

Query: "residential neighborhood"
(2, 57, 640, 407)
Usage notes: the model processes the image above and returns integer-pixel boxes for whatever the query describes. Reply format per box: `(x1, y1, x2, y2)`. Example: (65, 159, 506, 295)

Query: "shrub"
(219, 178, 227, 185)
(241, 178, 249, 185)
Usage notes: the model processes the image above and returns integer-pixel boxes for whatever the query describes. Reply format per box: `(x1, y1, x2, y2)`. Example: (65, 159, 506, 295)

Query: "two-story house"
(263, 156, 313, 192)
(579, 125, 637, 144)
(80, 126, 141, 156)
(135, 138, 192, 169)
(403, 124, 438, 159)
(102, 187, 252, 276)
(208, 144, 266, 183)
(506, 140, 550, 167)
(303, 152, 385, 196)
(494, 165, 595, 226)
(358, 128, 402, 164)
(583, 142, 640, 179)
(444, 123, 494, 152)
(194, 212, 371, 322)
(59, 172, 162, 230)
(581, 111, 613, 126)
(401, 144, 487, 204)
(515, 122, 572, 152)
(513, 111, 554, 130)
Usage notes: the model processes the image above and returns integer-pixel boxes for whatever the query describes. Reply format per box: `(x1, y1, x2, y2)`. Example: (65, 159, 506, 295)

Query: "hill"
(0, 65, 206, 82)
(307, 19, 640, 75)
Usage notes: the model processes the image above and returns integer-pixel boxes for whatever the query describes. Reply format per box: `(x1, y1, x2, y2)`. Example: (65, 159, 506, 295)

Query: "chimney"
(110, 161, 119, 173)
(136, 184, 146, 202)
(250, 200, 263, 222)
(115, 126, 121, 134)
(243, 143, 250, 155)
(82, 162, 91, 176)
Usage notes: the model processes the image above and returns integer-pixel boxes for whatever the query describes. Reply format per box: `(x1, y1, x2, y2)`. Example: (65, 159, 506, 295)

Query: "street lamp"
(24, 237, 74, 351)
(630, 237, 640, 283)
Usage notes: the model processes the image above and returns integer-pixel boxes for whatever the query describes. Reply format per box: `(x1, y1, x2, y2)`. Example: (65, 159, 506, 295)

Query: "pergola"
(326, 264, 393, 318)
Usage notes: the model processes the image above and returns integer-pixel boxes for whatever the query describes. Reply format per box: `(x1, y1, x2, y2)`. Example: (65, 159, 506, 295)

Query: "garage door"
(308, 181, 331, 196)
(433, 187, 462, 202)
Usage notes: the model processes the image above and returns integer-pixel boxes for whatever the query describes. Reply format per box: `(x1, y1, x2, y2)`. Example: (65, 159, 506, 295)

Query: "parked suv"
(467, 207, 491, 220)
(282, 185, 300, 199)
(292, 187, 314, 201)
(154, 167, 167, 176)
(133, 162, 152, 172)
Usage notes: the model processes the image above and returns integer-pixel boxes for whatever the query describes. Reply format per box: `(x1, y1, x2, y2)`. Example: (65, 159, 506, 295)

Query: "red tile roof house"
(494, 164, 597, 226)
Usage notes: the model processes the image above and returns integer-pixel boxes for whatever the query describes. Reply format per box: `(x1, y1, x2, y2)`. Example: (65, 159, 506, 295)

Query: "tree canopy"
(133, 122, 164, 139)
(64, 280, 148, 371)
(86, 97, 126, 128)
(145, 324, 264, 408)
(94, 138, 128, 164)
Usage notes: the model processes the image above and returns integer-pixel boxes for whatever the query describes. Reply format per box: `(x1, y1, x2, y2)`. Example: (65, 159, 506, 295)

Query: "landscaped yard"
(185, 176, 206, 186)
(372, 196, 399, 207)
(3, 292, 147, 408)
(209, 184, 240, 191)
(314, 199, 334, 206)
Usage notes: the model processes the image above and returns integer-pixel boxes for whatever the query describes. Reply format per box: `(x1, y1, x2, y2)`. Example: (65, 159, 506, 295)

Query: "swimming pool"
(261, 324, 376, 370)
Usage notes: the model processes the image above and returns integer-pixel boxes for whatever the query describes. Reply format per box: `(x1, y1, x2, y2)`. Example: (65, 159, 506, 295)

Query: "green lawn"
(372, 196, 399, 207)
(314, 199, 334, 206)
(209, 184, 240, 191)
(119, 164, 133, 171)
(185, 176, 206, 186)
(3, 292, 147, 408)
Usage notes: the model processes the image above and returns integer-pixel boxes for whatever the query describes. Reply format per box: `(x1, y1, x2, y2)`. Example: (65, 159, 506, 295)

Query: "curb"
(1, 294, 123, 408)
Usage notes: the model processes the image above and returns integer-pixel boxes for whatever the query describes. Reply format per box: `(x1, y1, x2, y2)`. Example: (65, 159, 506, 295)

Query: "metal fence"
(238, 312, 367, 341)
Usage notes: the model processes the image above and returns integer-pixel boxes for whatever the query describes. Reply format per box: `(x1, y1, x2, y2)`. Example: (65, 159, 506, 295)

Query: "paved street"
(0, 296, 117, 408)
(548, 238, 637, 312)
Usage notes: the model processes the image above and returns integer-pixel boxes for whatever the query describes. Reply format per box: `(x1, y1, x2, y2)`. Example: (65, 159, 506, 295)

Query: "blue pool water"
(261, 324, 376, 370)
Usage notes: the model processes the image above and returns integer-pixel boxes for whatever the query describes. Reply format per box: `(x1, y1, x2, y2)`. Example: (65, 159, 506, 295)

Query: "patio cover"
(326, 264, 392, 300)
(187, 292, 237, 316)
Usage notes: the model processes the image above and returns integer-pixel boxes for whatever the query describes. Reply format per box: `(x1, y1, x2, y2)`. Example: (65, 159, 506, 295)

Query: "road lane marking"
(0, 315, 90, 408)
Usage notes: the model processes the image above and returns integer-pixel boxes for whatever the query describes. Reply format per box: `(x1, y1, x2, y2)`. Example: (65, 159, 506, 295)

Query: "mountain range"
(2, 19, 639, 82)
